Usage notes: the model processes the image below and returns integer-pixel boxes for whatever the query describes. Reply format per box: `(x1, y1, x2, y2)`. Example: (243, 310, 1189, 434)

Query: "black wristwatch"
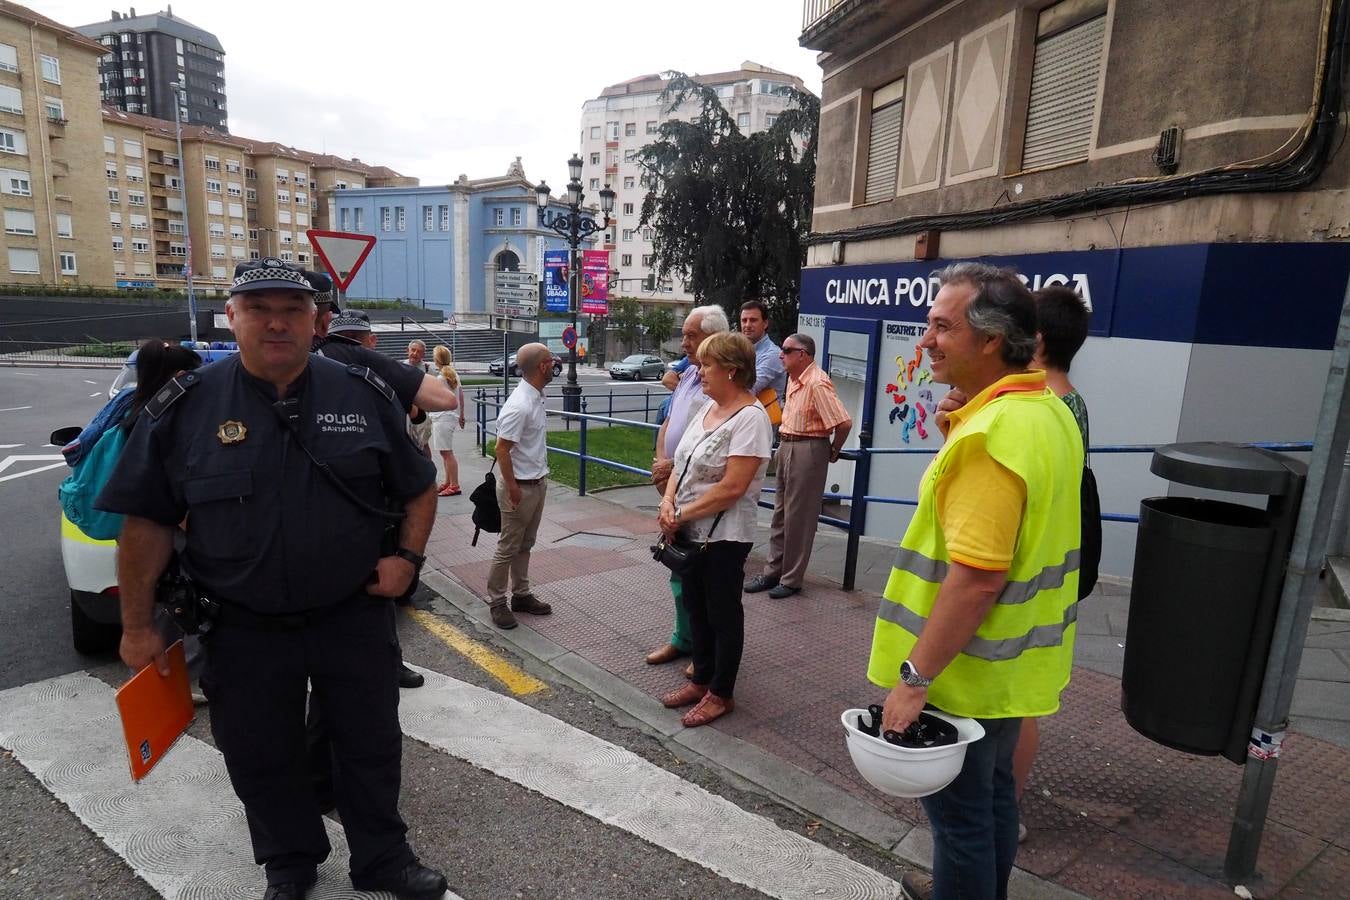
(393, 547, 426, 572)
(899, 659, 933, 688)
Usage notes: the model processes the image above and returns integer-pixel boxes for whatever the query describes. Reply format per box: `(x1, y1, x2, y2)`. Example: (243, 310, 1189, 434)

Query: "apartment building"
(101, 108, 413, 293)
(76, 7, 227, 129)
(795, 0, 1350, 574)
(0, 3, 114, 287)
(578, 61, 809, 313)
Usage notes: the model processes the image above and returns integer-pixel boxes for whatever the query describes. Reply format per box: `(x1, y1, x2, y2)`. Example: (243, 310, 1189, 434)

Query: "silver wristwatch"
(899, 659, 932, 688)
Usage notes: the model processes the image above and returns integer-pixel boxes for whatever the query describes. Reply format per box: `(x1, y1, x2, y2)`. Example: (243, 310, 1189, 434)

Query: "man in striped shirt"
(745, 333, 852, 599)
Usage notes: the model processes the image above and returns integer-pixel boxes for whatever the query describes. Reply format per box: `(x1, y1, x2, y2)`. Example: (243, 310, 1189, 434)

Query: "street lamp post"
(536, 156, 614, 414)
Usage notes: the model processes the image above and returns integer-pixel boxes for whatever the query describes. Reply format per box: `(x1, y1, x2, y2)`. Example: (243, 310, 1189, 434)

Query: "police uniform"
(97, 260, 441, 897)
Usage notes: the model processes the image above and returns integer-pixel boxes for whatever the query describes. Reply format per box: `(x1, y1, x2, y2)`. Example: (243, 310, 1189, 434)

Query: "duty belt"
(209, 590, 380, 631)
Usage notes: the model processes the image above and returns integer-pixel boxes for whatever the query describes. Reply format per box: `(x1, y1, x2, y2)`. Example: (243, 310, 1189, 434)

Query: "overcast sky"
(44, 1, 822, 187)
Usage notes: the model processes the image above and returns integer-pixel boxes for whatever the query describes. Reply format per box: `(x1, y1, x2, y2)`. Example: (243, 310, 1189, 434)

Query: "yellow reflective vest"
(868, 382, 1084, 719)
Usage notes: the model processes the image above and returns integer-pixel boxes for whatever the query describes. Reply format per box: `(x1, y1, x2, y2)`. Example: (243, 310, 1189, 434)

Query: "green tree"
(610, 297, 643, 352)
(640, 305, 675, 354)
(637, 73, 817, 339)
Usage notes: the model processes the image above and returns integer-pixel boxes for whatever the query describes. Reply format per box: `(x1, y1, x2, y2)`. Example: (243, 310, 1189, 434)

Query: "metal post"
(562, 234, 582, 415)
(578, 397, 589, 496)
(476, 388, 486, 457)
(172, 87, 197, 343)
(1224, 275, 1350, 882)
(502, 330, 510, 396)
(608, 389, 614, 427)
(842, 426, 874, 592)
(644, 388, 650, 424)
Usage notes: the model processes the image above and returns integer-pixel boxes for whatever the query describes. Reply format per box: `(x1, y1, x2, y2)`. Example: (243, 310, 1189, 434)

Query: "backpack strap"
(145, 370, 201, 420)
(346, 364, 395, 404)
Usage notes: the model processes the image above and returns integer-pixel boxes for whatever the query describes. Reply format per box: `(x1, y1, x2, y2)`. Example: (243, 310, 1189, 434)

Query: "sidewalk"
(424, 446, 1350, 899)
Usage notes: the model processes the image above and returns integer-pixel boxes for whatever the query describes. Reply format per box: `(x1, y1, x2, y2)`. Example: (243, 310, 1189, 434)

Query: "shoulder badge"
(347, 364, 395, 404)
(145, 371, 201, 420)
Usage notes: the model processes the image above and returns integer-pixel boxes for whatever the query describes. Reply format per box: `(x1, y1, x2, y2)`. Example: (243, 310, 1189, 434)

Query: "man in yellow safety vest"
(871, 263, 1083, 900)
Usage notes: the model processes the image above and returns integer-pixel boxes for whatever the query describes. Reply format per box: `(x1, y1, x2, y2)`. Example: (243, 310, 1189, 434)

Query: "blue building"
(332, 158, 596, 317)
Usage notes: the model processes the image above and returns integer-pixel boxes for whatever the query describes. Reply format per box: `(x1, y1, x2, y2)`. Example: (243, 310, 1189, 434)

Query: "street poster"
(581, 249, 610, 315)
(544, 249, 570, 313)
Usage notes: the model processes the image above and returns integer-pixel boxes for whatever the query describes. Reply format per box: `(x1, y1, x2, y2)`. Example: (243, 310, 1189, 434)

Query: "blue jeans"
(919, 716, 1022, 900)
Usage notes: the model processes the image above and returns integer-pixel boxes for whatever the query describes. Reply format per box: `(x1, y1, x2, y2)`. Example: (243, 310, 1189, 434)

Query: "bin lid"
(1150, 442, 1305, 495)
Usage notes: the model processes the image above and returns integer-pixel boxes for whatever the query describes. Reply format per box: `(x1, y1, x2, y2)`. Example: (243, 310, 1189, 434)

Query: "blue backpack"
(58, 422, 128, 540)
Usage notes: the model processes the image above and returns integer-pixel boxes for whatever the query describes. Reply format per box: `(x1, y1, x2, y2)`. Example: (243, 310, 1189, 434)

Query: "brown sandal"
(661, 682, 707, 708)
(682, 693, 734, 727)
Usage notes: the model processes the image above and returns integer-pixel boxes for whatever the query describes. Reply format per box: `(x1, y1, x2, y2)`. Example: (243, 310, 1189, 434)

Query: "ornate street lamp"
(535, 167, 615, 413)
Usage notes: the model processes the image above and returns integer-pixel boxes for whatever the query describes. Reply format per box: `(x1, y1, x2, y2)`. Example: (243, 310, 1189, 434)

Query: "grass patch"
(460, 376, 508, 387)
(486, 424, 656, 492)
(66, 341, 135, 357)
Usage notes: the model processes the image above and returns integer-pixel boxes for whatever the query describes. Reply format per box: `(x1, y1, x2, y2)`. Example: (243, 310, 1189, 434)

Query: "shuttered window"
(864, 78, 905, 204)
(1022, 10, 1107, 170)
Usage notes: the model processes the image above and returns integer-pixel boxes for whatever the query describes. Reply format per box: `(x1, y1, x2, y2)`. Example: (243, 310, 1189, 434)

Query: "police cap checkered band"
(230, 257, 317, 294)
(329, 312, 372, 334)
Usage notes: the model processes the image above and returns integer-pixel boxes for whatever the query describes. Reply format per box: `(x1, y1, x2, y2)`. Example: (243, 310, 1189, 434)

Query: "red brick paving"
(428, 499, 1350, 898)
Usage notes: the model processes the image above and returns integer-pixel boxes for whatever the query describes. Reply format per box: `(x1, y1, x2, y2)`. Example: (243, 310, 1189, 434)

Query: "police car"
(53, 343, 237, 653)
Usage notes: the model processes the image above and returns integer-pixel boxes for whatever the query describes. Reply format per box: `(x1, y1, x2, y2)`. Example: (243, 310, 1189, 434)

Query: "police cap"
(230, 258, 318, 295)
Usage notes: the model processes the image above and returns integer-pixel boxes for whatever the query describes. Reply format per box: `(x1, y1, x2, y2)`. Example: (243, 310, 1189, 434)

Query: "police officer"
(97, 258, 449, 900)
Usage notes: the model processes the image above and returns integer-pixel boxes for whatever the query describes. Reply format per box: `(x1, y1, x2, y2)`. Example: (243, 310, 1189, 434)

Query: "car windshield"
(108, 364, 136, 399)
(621, 355, 647, 363)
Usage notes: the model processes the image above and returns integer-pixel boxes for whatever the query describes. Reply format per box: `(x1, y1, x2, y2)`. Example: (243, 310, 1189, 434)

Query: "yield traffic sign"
(307, 230, 376, 291)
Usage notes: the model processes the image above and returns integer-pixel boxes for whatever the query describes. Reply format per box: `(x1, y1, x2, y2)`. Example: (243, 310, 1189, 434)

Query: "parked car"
(608, 354, 666, 381)
(489, 352, 564, 377)
(55, 344, 237, 654)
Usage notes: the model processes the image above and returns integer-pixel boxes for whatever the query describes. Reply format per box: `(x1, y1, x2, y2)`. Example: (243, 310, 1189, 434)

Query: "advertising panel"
(580, 249, 610, 315)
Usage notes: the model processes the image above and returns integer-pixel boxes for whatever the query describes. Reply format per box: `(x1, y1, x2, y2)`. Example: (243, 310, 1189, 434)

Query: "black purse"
(650, 406, 748, 575)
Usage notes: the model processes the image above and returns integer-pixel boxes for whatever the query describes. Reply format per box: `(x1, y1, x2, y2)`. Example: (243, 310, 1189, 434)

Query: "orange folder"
(115, 639, 195, 782)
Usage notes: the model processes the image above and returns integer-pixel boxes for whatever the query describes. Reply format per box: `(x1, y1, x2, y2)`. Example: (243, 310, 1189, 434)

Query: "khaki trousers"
(763, 438, 831, 589)
(487, 480, 547, 605)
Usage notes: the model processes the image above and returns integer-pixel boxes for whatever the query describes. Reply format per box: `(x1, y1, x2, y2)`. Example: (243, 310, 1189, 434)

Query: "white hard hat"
(840, 708, 986, 798)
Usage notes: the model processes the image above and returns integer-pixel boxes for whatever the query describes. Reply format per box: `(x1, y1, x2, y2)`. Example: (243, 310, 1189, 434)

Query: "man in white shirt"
(487, 343, 555, 629)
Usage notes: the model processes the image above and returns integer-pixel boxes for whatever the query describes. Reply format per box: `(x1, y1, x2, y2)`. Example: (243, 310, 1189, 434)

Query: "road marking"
(406, 607, 548, 696)
(0, 672, 467, 900)
(0, 443, 21, 449)
(0, 454, 65, 483)
(0, 405, 33, 412)
(84, 380, 97, 384)
(89, 392, 102, 398)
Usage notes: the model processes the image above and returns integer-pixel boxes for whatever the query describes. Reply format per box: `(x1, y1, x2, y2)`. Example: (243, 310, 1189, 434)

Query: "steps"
(368, 328, 532, 364)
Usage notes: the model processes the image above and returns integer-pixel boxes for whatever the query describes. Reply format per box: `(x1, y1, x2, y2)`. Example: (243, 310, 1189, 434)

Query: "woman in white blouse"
(657, 331, 773, 727)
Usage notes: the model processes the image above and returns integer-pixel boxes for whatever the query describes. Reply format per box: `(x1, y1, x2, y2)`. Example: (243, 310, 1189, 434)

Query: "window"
(208, 199, 223, 215)
(423, 205, 433, 231)
(249, 249, 260, 260)
(863, 77, 905, 204)
(113, 260, 126, 276)
(168, 242, 186, 256)
(590, 126, 600, 140)
(0, 85, 22, 115)
(248, 228, 259, 241)
(281, 230, 293, 244)
(231, 224, 245, 239)
(493, 208, 503, 227)
(132, 239, 149, 254)
(277, 190, 290, 203)
(621, 229, 633, 241)
(354, 208, 365, 231)
(766, 113, 778, 127)
(109, 211, 122, 228)
(293, 171, 306, 184)
(439, 205, 449, 230)
(103, 135, 115, 154)
(295, 191, 307, 204)
(127, 190, 146, 206)
(623, 203, 634, 216)
(339, 209, 349, 230)
(8, 248, 38, 273)
(623, 149, 636, 162)
(40, 55, 60, 84)
(122, 139, 142, 158)
(276, 169, 289, 183)
(231, 245, 246, 259)
(246, 188, 257, 201)
(623, 176, 635, 189)
(169, 219, 185, 234)
(204, 157, 220, 170)
(133, 261, 152, 275)
(59, 252, 76, 275)
(737, 112, 750, 129)
(126, 165, 144, 182)
(1022, 1, 1108, 169)
(225, 159, 241, 173)
(206, 178, 221, 193)
(0, 168, 30, 196)
(589, 178, 599, 190)
(296, 212, 308, 226)
(209, 223, 225, 236)
(641, 254, 654, 266)
(56, 214, 72, 238)
(621, 253, 632, 267)
(212, 265, 228, 278)
(0, 127, 24, 156)
(111, 236, 124, 252)
(129, 214, 147, 229)
(607, 121, 619, 139)
(107, 187, 120, 204)
(211, 244, 225, 257)
(245, 167, 256, 180)
(510, 208, 521, 227)
(106, 161, 118, 179)
(590, 152, 600, 165)
(0, 44, 17, 73)
(625, 122, 636, 136)
(229, 203, 244, 218)
(380, 206, 391, 231)
(4, 208, 35, 234)
(225, 182, 242, 197)
(396, 206, 406, 231)
(646, 121, 658, 134)
(278, 210, 291, 224)
(642, 227, 653, 240)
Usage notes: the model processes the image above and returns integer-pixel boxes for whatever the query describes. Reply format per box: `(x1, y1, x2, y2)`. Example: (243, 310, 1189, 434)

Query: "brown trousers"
(487, 480, 547, 605)
(763, 437, 831, 589)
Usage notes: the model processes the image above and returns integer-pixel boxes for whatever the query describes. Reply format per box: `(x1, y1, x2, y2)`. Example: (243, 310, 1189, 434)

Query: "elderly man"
(487, 342, 556, 629)
(739, 299, 786, 417)
(97, 259, 449, 900)
(644, 304, 730, 668)
(869, 263, 1083, 900)
(744, 333, 852, 599)
(404, 339, 429, 372)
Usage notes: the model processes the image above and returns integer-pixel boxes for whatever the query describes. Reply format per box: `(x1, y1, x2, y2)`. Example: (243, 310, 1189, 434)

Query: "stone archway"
(495, 249, 520, 272)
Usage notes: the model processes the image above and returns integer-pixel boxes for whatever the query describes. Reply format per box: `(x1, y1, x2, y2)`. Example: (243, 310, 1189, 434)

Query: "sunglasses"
(855, 704, 958, 749)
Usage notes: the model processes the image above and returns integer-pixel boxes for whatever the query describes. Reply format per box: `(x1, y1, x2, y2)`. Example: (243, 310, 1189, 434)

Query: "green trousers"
(670, 574, 692, 652)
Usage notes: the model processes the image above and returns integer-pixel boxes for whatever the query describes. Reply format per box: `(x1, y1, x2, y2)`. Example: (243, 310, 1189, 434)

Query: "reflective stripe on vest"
(867, 387, 1084, 719)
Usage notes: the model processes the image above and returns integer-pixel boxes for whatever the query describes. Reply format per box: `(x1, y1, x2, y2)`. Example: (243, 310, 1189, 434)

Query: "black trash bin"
(1121, 443, 1305, 764)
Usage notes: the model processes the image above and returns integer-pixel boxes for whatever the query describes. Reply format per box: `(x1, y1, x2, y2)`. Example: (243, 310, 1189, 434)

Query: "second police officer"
(98, 258, 450, 900)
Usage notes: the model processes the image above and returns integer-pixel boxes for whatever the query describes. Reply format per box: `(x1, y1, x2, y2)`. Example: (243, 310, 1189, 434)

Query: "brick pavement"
(427, 448, 1350, 899)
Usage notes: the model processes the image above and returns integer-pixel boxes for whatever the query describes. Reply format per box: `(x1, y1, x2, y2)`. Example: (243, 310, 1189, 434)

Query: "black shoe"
(744, 575, 779, 593)
(398, 663, 425, 689)
(767, 583, 800, 599)
(352, 860, 449, 900)
(262, 873, 316, 900)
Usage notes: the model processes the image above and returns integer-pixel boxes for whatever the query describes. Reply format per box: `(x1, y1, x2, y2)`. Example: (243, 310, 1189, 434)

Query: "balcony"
(800, 0, 904, 52)
(802, 0, 849, 31)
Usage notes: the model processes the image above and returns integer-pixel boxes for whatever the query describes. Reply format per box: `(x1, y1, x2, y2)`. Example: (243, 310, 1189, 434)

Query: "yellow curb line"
(406, 608, 549, 697)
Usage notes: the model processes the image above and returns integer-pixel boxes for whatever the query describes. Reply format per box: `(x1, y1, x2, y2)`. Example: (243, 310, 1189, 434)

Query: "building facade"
(334, 160, 592, 317)
(578, 61, 810, 316)
(797, 0, 1350, 575)
(75, 8, 226, 129)
(0, 3, 114, 287)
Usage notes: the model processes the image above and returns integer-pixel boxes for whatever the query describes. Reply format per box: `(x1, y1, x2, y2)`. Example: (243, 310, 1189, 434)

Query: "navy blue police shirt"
(313, 334, 423, 413)
(96, 353, 435, 614)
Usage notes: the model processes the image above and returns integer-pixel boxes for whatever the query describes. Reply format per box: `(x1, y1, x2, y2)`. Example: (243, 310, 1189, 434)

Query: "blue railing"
(473, 389, 1312, 590)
